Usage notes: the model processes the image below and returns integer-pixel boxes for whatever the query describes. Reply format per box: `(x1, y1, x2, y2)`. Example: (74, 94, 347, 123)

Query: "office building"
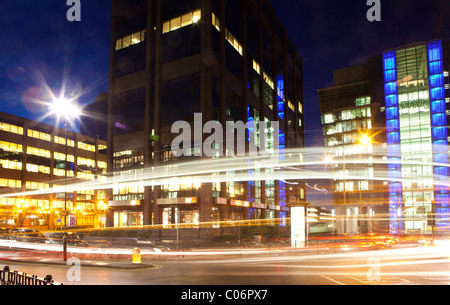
(106, 0, 306, 228)
(0, 111, 108, 231)
(319, 39, 450, 235)
(318, 63, 389, 234)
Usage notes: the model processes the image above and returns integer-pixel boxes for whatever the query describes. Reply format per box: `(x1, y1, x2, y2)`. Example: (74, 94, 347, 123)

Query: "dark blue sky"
(0, 0, 449, 147)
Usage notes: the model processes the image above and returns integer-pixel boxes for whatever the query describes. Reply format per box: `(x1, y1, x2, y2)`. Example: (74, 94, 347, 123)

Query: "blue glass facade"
(427, 40, 450, 231)
(383, 50, 403, 234)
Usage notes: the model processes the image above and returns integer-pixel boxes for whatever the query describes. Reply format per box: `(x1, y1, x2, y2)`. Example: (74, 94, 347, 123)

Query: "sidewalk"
(0, 256, 158, 270)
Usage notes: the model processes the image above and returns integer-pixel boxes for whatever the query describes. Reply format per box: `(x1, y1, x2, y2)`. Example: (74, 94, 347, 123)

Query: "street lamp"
(49, 97, 81, 262)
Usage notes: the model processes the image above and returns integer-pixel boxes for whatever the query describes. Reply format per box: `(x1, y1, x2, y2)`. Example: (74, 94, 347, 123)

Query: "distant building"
(318, 63, 389, 235)
(0, 111, 108, 231)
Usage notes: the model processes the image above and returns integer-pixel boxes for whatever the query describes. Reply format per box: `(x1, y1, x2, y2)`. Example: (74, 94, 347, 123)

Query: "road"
(1, 243, 449, 286)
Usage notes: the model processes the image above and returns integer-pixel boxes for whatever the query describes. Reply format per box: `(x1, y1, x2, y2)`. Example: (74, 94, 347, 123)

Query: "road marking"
(320, 275, 346, 285)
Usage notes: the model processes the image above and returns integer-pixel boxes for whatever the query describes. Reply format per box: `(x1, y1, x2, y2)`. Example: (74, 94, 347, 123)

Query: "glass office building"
(106, 0, 306, 228)
(383, 40, 450, 234)
(319, 39, 450, 235)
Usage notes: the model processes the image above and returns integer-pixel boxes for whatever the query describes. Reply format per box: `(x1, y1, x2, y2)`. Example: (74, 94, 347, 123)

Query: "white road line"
(320, 275, 346, 285)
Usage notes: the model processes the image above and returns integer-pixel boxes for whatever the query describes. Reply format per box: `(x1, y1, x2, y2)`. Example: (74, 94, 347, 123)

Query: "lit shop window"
(116, 30, 147, 51)
(78, 142, 96, 152)
(27, 129, 51, 142)
(0, 141, 22, 153)
(0, 178, 21, 188)
(27, 147, 50, 158)
(0, 160, 22, 170)
(54, 136, 75, 147)
(211, 13, 243, 56)
(163, 10, 201, 34)
(26, 163, 50, 175)
(0, 122, 23, 135)
(54, 152, 75, 162)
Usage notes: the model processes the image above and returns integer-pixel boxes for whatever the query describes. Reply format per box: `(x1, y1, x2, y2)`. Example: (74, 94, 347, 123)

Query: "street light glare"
(359, 134, 372, 146)
(50, 98, 81, 119)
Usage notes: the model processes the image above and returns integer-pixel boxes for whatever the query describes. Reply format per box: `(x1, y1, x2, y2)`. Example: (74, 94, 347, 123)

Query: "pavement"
(0, 256, 158, 270)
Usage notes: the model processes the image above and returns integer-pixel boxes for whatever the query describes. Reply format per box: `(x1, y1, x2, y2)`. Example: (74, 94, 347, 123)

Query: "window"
(323, 114, 335, 124)
(27, 129, 51, 142)
(162, 10, 201, 34)
(54, 152, 74, 162)
(115, 30, 147, 51)
(27, 147, 50, 158)
(26, 163, 50, 174)
(0, 122, 23, 135)
(0, 141, 22, 153)
(0, 179, 21, 189)
(78, 142, 96, 152)
(54, 136, 75, 147)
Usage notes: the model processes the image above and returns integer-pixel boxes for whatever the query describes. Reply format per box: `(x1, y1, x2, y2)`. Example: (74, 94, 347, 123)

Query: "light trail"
(1, 145, 450, 199)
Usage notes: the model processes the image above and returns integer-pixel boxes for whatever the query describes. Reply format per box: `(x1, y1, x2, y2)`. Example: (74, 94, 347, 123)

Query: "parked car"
(45, 232, 89, 247)
(9, 228, 46, 243)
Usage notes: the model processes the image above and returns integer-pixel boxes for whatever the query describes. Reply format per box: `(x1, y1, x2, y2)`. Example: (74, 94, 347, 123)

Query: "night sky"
(0, 0, 449, 205)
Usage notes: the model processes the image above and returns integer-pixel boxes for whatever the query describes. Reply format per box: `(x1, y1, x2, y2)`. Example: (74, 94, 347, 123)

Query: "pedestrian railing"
(0, 266, 62, 285)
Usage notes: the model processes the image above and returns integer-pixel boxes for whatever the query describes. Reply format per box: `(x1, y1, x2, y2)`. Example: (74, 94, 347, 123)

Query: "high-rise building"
(0, 111, 108, 231)
(319, 39, 450, 235)
(106, 0, 306, 228)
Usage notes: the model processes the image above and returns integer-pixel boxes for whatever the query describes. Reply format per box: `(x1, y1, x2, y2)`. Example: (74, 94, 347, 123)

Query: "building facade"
(382, 40, 450, 235)
(318, 64, 389, 235)
(319, 39, 450, 235)
(106, 0, 306, 228)
(0, 111, 108, 231)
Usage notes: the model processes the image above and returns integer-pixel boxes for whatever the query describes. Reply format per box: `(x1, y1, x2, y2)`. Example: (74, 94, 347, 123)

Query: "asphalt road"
(1, 244, 449, 286)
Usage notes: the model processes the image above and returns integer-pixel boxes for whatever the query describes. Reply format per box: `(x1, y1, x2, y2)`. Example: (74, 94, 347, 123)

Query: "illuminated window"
(54, 152, 74, 162)
(212, 13, 243, 56)
(27, 129, 51, 142)
(54, 136, 75, 147)
(0, 141, 22, 153)
(288, 100, 295, 112)
(27, 147, 50, 158)
(98, 161, 107, 169)
(212, 12, 220, 31)
(0, 122, 23, 135)
(77, 172, 96, 180)
(0, 160, 22, 170)
(26, 163, 50, 174)
(53, 168, 74, 177)
(78, 142, 96, 152)
(116, 30, 147, 51)
(26, 181, 49, 190)
(0, 179, 21, 188)
(162, 10, 201, 34)
(77, 157, 96, 168)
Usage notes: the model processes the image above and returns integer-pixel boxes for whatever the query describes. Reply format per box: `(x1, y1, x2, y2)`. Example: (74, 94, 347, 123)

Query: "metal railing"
(0, 266, 62, 285)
